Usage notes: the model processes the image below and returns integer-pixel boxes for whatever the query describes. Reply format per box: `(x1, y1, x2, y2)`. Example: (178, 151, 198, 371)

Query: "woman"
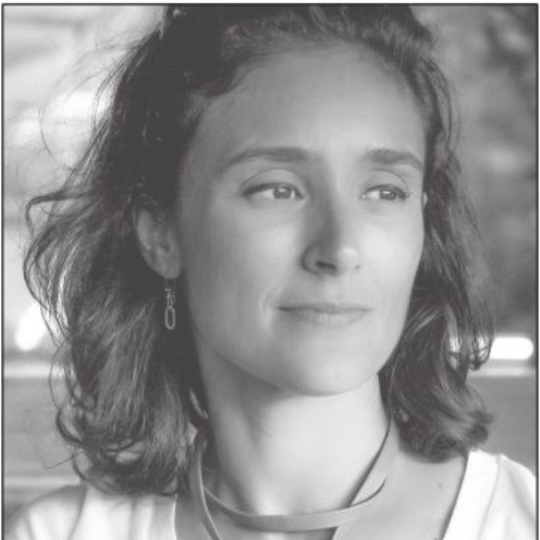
(8, 5, 534, 540)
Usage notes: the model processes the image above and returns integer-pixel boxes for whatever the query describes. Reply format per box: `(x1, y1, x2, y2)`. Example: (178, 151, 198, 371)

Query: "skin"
(177, 46, 425, 398)
(138, 45, 464, 540)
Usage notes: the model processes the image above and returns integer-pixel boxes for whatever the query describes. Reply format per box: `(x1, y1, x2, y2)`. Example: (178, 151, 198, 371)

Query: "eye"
(245, 183, 303, 201)
(361, 185, 410, 202)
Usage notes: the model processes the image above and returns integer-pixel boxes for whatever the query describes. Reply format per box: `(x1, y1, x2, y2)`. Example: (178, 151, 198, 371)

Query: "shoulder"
(6, 485, 87, 540)
(477, 451, 535, 514)
(468, 451, 535, 503)
(6, 483, 177, 540)
(445, 451, 536, 540)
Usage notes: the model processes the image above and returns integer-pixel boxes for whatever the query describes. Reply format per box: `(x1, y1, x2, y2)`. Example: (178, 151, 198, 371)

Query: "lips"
(279, 302, 371, 327)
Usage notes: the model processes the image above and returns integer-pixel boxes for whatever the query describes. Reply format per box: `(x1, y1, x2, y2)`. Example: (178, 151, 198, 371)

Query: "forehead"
(184, 46, 425, 177)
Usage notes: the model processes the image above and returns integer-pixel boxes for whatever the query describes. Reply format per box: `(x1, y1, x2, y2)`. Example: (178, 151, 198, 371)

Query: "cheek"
(361, 220, 423, 364)
(180, 204, 296, 321)
(368, 218, 424, 303)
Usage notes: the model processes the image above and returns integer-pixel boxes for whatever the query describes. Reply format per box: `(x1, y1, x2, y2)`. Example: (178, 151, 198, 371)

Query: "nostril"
(302, 242, 363, 276)
(315, 260, 338, 273)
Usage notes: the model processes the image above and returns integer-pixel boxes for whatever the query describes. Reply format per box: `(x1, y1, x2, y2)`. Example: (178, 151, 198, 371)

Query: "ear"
(135, 209, 182, 278)
(422, 192, 428, 208)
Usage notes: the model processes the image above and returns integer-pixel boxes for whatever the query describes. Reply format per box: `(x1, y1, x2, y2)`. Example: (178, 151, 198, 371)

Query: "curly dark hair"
(24, 5, 493, 496)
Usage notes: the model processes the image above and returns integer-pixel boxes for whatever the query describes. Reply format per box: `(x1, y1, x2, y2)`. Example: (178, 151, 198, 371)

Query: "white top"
(6, 451, 535, 540)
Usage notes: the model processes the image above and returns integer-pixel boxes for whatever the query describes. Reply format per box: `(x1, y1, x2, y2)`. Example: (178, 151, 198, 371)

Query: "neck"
(198, 354, 389, 517)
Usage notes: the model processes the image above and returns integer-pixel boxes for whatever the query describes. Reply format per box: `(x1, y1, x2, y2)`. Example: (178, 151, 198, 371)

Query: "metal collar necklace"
(189, 421, 398, 540)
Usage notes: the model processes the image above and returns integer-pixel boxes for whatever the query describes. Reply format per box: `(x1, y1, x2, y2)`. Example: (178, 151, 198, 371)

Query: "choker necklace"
(189, 422, 399, 540)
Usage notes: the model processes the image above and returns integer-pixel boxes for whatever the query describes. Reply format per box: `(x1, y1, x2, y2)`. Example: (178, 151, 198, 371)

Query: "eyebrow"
(223, 146, 424, 173)
(224, 146, 313, 169)
(363, 148, 424, 174)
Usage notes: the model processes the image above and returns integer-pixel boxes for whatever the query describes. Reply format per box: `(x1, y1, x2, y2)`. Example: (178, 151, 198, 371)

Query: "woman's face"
(173, 46, 425, 396)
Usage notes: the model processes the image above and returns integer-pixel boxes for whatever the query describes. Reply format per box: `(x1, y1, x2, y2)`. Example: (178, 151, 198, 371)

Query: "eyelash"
(244, 183, 303, 200)
(361, 184, 411, 202)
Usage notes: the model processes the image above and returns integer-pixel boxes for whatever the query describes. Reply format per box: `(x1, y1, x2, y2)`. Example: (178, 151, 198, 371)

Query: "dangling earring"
(164, 278, 176, 331)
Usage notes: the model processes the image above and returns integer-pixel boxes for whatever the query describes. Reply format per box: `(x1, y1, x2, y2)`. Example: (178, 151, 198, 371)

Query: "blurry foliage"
(484, 6, 536, 114)
(422, 6, 536, 340)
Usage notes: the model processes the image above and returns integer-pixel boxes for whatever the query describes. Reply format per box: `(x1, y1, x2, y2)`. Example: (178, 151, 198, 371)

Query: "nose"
(302, 204, 363, 276)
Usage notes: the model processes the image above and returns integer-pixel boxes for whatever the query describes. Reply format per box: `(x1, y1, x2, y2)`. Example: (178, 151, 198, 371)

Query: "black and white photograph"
(4, 5, 537, 540)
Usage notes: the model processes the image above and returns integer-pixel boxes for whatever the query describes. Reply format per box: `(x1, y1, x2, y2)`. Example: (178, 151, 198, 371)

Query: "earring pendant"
(164, 279, 176, 331)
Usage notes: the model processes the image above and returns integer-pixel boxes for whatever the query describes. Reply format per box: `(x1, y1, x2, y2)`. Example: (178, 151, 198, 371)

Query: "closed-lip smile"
(279, 303, 370, 327)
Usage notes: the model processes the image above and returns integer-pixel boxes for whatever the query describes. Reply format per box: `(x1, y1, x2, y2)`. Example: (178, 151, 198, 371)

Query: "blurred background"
(4, 5, 537, 521)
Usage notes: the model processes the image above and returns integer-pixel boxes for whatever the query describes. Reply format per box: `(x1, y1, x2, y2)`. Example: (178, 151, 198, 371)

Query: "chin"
(271, 354, 382, 398)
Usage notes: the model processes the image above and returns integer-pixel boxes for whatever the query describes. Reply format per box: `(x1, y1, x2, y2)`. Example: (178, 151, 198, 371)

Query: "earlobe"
(135, 209, 182, 278)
